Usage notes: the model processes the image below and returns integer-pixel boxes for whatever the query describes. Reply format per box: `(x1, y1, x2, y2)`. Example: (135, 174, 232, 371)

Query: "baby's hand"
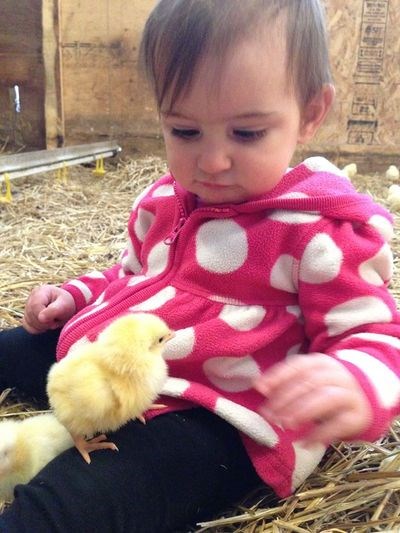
(254, 353, 372, 445)
(23, 285, 76, 334)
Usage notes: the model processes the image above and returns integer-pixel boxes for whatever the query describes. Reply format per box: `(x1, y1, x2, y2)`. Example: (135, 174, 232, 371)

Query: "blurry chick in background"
(47, 313, 173, 464)
(0, 413, 73, 502)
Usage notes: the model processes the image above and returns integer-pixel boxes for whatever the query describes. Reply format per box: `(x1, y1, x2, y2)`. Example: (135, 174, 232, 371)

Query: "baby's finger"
(302, 410, 363, 445)
(265, 365, 347, 413)
(22, 317, 45, 334)
(254, 358, 307, 395)
(255, 354, 328, 397)
(38, 304, 59, 324)
(271, 386, 350, 430)
(261, 379, 316, 414)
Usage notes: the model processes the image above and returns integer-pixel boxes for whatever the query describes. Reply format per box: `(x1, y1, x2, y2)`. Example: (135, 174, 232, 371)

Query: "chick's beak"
(165, 331, 175, 343)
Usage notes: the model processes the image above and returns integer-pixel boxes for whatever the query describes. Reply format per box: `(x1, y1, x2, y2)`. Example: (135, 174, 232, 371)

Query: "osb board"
(315, 0, 400, 157)
(60, 0, 399, 166)
(0, 0, 45, 149)
(60, 0, 157, 141)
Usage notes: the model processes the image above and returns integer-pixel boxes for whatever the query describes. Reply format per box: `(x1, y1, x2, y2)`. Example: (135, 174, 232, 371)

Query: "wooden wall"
(300, 0, 400, 170)
(0, 0, 46, 150)
(58, 0, 399, 170)
(60, 0, 159, 154)
(0, 0, 398, 171)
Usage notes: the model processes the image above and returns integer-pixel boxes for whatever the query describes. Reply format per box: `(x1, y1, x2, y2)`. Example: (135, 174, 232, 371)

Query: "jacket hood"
(173, 157, 391, 226)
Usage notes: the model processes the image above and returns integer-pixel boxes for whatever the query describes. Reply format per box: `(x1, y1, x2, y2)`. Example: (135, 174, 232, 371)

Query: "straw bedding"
(1, 157, 400, 532)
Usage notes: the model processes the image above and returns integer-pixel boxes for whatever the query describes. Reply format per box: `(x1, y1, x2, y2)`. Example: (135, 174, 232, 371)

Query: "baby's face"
(161, 30, 309, 204)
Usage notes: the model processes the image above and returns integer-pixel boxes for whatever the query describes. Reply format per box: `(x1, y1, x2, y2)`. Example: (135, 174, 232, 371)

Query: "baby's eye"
(171, 128, 200, 140)
(233, 129, 267, 142)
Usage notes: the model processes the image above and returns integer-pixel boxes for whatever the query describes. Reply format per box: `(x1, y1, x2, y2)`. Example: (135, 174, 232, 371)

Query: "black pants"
(0, 327, 270, 532)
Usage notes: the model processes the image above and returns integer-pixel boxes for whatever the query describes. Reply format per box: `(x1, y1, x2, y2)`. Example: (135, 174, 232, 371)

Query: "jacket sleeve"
(295, 215, 400, 441)
(61, 183, 154, 311)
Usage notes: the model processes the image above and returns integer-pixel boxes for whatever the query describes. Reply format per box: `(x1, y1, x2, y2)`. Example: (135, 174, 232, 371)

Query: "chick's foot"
(73, 434, 119, 464)
(138, 403, 167, 424)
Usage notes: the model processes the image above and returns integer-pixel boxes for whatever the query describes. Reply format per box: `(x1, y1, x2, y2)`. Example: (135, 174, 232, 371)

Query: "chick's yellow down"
(0, 413, 73, 502)
(47, 313, 173, 463)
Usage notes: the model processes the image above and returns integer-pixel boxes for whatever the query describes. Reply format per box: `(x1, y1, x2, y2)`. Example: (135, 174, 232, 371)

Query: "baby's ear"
(298, 84, 335, 144)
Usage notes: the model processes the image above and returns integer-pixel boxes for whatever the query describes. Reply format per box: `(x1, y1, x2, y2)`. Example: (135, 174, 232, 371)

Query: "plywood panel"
(60, 0, 158, 148)
(59, 0, 399, 169)
(308, 0, 400, 165)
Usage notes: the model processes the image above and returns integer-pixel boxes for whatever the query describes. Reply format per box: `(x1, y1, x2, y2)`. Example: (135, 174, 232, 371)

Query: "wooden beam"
(0, 141, 121, 181)
(42, 0, 64, 148)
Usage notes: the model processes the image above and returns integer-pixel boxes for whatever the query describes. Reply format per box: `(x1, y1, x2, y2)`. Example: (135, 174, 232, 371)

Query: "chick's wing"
(47, 349, 121, 437)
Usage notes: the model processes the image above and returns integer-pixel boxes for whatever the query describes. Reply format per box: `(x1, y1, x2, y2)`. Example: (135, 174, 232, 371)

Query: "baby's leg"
(0, 327, 59, 404)
(0, 408, 271, 532)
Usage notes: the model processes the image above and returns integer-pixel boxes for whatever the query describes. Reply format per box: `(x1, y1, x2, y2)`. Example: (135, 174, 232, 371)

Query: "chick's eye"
(171, 128, 200, 140)
(233, 129, 267, 142)
(158, 336, 165, 344)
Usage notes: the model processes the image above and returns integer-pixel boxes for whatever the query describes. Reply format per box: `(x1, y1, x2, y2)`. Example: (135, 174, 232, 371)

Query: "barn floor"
(1, 157, 400, 532)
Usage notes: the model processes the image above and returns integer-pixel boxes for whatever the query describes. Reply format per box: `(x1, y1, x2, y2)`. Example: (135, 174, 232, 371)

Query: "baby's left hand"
(254, 353, 372, 445)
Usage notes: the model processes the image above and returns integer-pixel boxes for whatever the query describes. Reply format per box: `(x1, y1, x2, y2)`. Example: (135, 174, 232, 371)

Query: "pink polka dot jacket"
(57, 157, 400, 497)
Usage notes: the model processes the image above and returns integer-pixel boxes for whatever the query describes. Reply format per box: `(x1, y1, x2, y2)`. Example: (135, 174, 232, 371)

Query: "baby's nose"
(197, 146, 232, 175)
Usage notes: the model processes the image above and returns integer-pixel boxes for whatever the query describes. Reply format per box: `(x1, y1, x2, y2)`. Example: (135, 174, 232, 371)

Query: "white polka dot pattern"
(270, 255, 298, 293)
(152, 184, 175, 197)
(368, 214, 393, 242)
(127, 275, 147, 287)
(146, 241, 170, 276)
(66, 279, 93, 303)
(132, 184, 153, 211)
(196, 220, 248, 273)
(215, 398, 279, 447)
(219, 304, 266, 331)
(161, 377, 191, 396)
(286, 306, 302, 319)
(121, 240, 141, 274)
(291, 441, 326, 491)
(269, 211, 322, 224)
(93, 292, 105, 305)
(299, 233, 343, 284)
(325, 296, 392, 337)
(350, 332, 400, 350)
(336, 349, 400, 408)
(163, 327, 196, 360)
(358, 243, 392, 285)
(85, 271, 107, 280)
(269, 194, 321, 224)
(203, 355, 260, 392)
(303, 157, 347, 176)
(277, 192, 309, 199)
(130, 286, 176, 311)
(134, 208, 155, 242)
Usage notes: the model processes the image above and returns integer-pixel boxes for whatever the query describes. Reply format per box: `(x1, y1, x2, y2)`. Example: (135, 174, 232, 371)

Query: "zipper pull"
(164, 217, 186, 245)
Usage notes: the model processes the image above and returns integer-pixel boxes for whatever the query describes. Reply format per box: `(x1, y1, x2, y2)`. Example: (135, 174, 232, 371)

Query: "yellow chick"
(387, 184, 400, 211)
(0, 413, 73, 502)
(386, 165, 400, 181)
(47, 313, 173, 464)
(341, 163, 357, 180)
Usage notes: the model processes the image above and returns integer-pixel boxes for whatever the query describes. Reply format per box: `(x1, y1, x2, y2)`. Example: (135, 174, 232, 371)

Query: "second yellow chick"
(0, 413, 73, 502)
(47, 313, 173, 463)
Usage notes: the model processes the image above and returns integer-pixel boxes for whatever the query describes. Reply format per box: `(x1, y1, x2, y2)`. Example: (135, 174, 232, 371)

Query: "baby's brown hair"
(140, 0, 332, 112)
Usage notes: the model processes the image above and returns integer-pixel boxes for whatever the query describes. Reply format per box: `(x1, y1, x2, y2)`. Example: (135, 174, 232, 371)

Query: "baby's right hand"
(23, 285, 76, 334)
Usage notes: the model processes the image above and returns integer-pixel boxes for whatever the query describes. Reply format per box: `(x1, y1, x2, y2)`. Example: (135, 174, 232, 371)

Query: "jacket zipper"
(164, 181, 188, 245)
